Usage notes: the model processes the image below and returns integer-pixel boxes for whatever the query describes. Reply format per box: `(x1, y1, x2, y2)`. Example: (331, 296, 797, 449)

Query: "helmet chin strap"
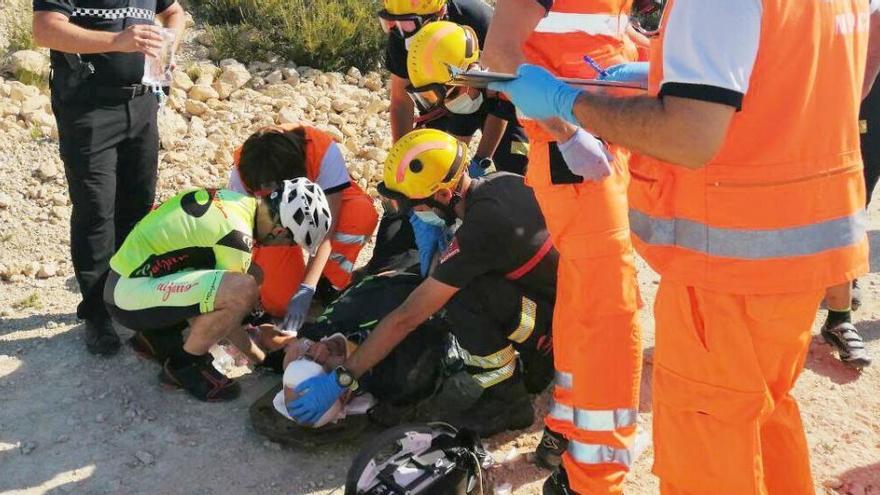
(422, 184, 463, 227)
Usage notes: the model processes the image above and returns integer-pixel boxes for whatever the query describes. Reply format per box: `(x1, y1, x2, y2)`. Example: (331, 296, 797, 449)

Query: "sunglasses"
(407, 83, 463, 113)
(377, 10, 431, 36)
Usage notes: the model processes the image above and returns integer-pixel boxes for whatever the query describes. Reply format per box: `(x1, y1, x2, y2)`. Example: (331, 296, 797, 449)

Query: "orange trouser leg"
(652, 281, 823, 495)
(531, 141, 642, 494)
(252, 245, 306, 318)
(323, 192, 379, 290)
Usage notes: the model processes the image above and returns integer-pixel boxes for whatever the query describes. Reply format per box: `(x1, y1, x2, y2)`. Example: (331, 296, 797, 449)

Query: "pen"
(583, 55, 609, 78)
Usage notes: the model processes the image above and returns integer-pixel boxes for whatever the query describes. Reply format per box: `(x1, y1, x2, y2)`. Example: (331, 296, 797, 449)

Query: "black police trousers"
(444, 275, 555, 394)
(51, 92, 159, 322)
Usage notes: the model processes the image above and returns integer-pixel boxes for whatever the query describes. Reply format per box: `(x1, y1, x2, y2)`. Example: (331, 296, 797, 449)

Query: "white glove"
(558, 128, 613, 181)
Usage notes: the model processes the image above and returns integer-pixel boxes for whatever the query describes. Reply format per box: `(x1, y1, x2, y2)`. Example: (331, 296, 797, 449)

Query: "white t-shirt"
(659, 0, 880, 110)
(227, 141, 351, 195)
(658, 0, 762, 111)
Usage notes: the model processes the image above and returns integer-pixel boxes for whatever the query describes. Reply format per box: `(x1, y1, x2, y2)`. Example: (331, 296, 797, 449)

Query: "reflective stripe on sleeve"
(333, 233, 367, 245)
(574, 408, 637, 432)
(534, 12, 629, 36)
(630, 209, 867, 260)
(328, 253, 354, 273)
(507, 297, 537, 343)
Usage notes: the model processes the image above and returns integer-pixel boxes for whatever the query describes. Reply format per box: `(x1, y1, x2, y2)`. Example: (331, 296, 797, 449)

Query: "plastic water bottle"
(210, 344, 235, 373)
(142, 28, 176, 86)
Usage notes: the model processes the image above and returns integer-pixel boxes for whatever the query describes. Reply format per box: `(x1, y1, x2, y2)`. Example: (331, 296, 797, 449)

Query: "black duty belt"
(87, 84, 153, 100)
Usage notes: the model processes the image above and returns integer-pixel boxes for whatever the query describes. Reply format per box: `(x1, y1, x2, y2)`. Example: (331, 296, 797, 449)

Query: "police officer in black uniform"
(32, 0, 186, 355)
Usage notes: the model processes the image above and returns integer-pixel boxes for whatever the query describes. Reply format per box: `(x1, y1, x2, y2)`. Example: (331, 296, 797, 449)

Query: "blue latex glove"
(288, 370, 344, 425)
(488, 64, 581, 125)
(558, 128, 613, 181)
(468, 157, 487, 178)
(280, 283, 315, 333)
(598, 62, 649, 85)
(409, 213, 445, 277)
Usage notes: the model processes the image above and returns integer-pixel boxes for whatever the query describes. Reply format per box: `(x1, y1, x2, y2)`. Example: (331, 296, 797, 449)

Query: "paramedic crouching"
(288, 129, 559, 437)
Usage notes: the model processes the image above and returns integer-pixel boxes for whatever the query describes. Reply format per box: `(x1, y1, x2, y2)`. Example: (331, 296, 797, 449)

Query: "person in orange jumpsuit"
(489, 0, 877, 493)
(480, 0, 645, 490)
(228, 125, 379, 331)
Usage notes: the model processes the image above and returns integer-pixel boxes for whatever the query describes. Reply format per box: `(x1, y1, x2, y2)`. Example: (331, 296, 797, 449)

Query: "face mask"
(445, 90, 483, 115)
(413, 209, 447, 228)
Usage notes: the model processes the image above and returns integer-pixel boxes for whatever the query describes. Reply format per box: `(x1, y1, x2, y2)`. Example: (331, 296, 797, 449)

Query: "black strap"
(85, 84, 154, 100)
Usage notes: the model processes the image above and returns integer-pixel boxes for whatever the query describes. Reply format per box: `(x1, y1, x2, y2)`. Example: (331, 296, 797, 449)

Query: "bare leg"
(183, 273, 259, 355)
(825, 282, 852, 311)
(226, 325, 266, 364)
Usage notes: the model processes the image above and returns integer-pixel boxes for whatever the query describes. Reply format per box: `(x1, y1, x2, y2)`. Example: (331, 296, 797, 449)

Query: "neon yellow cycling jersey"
(110, 188, 256, 278)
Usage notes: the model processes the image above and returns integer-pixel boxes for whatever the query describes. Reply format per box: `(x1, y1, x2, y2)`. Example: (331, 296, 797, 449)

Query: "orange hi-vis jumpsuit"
(522, 1, 643, 492)
(631, 1, 871, 493)
(233, 125, 378, 317)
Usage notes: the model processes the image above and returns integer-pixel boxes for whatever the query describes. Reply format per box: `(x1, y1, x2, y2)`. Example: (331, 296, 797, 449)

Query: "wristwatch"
(334, 366, 359, 391)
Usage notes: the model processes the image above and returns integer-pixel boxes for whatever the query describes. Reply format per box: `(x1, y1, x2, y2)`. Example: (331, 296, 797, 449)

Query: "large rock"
(331, 98, 355, 113)
(188, 116, 207, 139)
(218, 64, 251, 94)
(36, 162, 58, 180)
(364, 99, 388, 115)
(10, 50, 50, 79)
(171, 70, 194, 92)
(8, 82, 39, 102)
(158, 107, 188, 149)
(189, 84, 220, 102)
(277, 106, 301, 125)
(363, 72, 384, 92)
(19, 95, 50, 115)
(1, 99, 21, 117)
(25, 110, 55, 128)
(264, 70, 283, 85)
(186, 99, 211, 115)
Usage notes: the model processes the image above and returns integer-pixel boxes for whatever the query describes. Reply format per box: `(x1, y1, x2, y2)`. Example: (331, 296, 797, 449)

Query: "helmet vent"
(293, 208, 305, 225)
(409, 159, 424, 173)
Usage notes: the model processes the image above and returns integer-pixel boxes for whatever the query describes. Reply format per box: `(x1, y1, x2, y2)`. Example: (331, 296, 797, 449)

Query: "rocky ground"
(1, 9, 879, 495)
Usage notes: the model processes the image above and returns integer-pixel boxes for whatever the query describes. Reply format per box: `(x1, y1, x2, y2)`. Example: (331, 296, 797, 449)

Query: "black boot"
(543, 467, 576, 495)
(445, 377, 534, 437)
(84, 318, 120, 356)
(128, 325, 185, 364)
(535, 427, 568, 469)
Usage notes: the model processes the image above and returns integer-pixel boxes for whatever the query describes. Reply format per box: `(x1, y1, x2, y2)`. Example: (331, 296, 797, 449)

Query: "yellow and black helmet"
(382, 0, 447, 16)
(378, 129, 469, 203)
(407, 21, 479, 89)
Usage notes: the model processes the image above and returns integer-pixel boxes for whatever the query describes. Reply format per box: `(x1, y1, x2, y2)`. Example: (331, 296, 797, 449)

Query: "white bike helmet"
(274, 178, 332, 256)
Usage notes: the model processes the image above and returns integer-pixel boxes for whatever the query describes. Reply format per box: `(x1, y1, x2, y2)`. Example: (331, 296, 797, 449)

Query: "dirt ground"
(2, 193, 880, 495)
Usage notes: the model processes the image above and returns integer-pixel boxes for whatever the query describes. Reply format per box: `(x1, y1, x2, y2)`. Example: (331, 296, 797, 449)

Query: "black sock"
(169, 349, 202, 368)
(826, 309, 852, 329)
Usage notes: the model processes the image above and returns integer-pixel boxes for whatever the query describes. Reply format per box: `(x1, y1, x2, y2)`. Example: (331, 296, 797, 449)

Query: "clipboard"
(446, 66, 648, 91)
